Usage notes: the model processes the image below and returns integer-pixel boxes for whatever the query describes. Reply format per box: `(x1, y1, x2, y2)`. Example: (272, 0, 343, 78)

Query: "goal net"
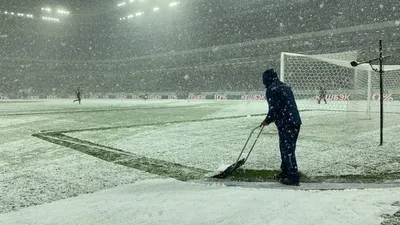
(280, 51, 400, 144)
(280, 51, 400, 117)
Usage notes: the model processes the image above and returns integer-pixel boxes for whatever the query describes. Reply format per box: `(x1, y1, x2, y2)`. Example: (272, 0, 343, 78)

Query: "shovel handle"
(234, 125, 264, 163)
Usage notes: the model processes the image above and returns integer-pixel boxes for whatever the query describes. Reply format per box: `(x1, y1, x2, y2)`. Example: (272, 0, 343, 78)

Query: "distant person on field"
(260, 69, 302, 186)
(73, 87, 81, 104)
(317, 86, 327, 104)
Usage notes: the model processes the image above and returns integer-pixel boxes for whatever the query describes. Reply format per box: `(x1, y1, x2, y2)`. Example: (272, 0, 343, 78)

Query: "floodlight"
(57, 10, 70, 15)
(135, 12, 144, 16)
(153, 7, 160, 11)
(127, 14, 133, 18)
(169, 2, 180, 7)
(117, 2, 126, 7)
(42, 16, 60, 22)
(4, 11, 8, 14)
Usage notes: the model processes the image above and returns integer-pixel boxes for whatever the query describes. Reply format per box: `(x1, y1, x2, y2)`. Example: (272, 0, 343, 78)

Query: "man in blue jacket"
(260, 69, 302, 186)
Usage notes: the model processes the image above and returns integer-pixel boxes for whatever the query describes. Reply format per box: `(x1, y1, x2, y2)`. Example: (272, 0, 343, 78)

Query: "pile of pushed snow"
(204, 164, 232, 178)
(0, 178, 400, 225)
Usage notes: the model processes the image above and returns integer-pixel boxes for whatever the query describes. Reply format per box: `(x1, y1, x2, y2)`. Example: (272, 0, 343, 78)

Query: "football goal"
(280, 51, 400, 119)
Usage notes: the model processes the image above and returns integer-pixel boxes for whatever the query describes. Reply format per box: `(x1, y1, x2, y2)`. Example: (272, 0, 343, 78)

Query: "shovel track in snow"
(32, 116, 400, 190)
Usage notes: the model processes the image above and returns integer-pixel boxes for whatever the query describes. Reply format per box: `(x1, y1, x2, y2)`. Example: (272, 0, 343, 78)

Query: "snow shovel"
(212, 125, 264, 179)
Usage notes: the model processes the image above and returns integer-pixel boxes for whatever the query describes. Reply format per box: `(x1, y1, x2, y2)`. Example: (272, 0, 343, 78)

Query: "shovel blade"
(211, 158, 246, 179)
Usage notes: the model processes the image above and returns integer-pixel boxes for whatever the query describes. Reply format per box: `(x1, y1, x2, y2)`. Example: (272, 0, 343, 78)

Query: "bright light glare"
(41, 7, 51, 12)
(57, 10, 70, 15)
(135, 12, 144, 16)
(153, 7, 160, 11)
(4, 11, 33, 18)
(42, 16, 60, 22)
(169, 2, 180, 7)
(129, 0, 135, 2)
(127, 14, 133, 18)
(117, 2, 126, 7)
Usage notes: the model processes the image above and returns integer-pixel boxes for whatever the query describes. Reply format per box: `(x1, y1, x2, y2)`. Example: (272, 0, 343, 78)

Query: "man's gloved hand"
(260, 121, 269, 127)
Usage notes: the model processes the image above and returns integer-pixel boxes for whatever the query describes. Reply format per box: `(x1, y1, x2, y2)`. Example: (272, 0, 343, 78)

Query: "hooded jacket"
(262, 69, 302, 128)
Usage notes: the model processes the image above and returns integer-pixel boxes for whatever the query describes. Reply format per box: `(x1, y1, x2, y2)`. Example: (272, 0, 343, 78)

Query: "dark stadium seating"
(1, 0, 400, 96)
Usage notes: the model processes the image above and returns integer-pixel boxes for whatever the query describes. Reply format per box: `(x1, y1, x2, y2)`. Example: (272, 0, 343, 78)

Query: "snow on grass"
(0, 127, 158, 214)
(67, 110, 400, 177)
(0, 99, 222, 114)
(1, 99, 400, 224)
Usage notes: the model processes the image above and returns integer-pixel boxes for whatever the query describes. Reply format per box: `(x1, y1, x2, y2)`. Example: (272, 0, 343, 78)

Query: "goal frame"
(279, 52, 400, 119)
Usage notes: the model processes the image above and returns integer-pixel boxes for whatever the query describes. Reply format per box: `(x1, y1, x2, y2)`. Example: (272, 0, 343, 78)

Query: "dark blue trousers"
(278, 126, 300, 182)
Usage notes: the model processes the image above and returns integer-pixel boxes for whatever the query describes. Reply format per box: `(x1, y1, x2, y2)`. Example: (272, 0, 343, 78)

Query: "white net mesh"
(280, 51, 400, 115)
(280, 51, 400, 142)
(369, 69, 400, 114)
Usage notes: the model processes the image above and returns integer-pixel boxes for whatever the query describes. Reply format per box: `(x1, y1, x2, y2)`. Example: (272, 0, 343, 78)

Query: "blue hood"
(262, 69, 279, 87)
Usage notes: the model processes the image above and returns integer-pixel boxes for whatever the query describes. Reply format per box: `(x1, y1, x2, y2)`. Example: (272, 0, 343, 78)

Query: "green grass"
(227, 169, 400, 183)
(228, 169, 308, 182)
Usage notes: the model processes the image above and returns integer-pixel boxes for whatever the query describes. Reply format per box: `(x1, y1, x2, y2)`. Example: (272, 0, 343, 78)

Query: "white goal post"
(279, 51, 400, 118)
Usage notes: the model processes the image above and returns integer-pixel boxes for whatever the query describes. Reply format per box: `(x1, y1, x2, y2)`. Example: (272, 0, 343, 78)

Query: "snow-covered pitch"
(0, 99, 399, 225)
